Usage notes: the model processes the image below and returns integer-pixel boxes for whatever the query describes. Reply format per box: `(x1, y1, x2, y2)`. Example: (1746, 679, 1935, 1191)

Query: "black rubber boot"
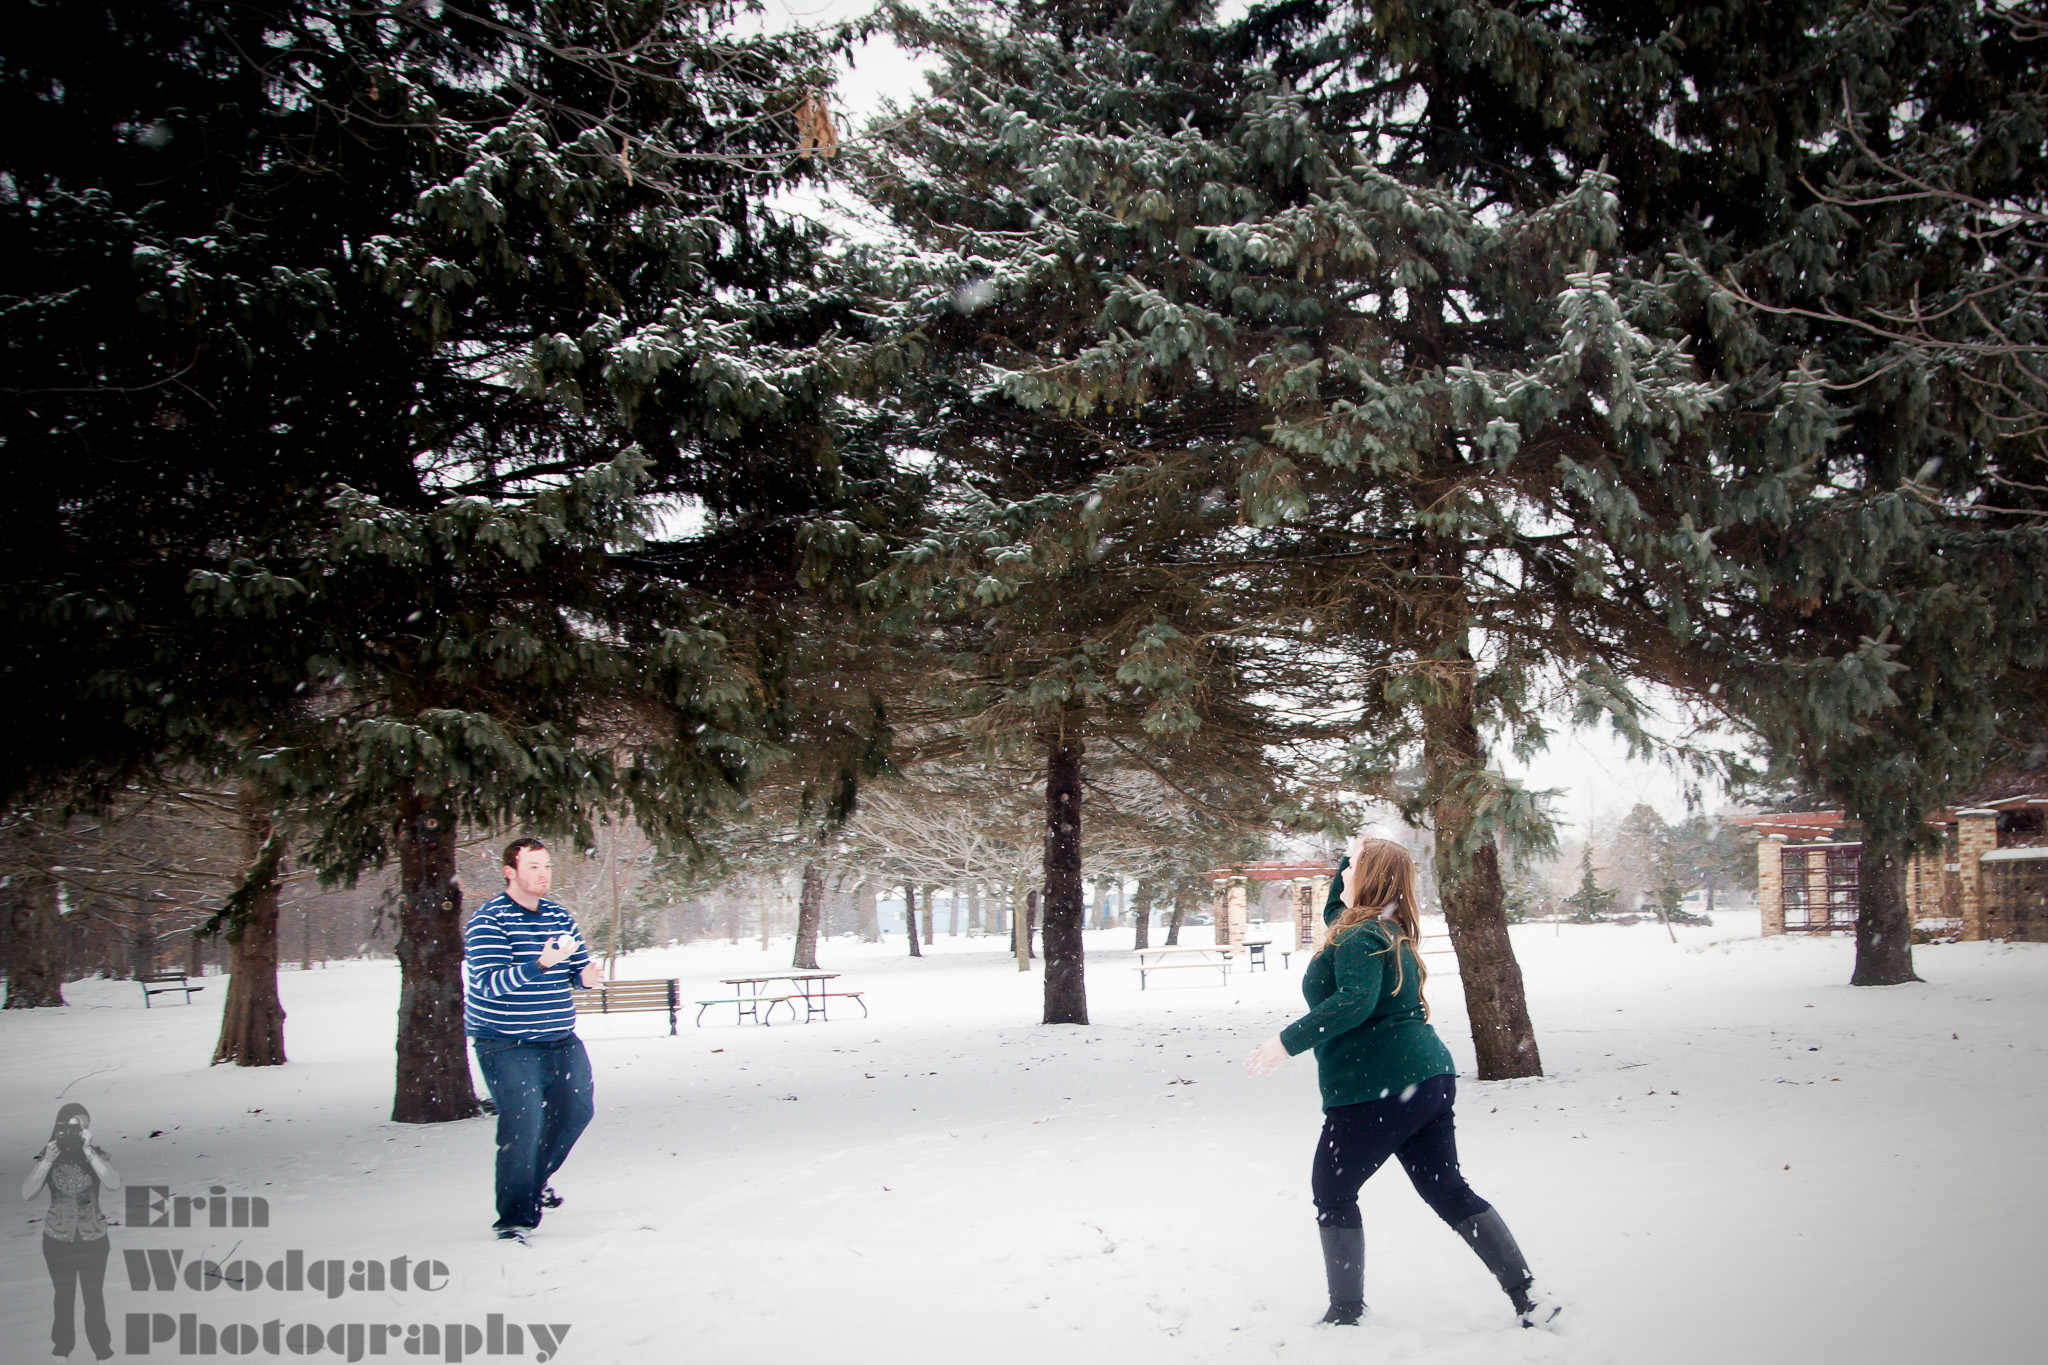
(1317, 1225, 1365, 1325)
(1453, 1208, 1537, 1315)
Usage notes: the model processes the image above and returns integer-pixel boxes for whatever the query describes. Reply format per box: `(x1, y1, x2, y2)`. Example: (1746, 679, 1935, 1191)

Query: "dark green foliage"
(1252, 0, 2048, 986)
(0, 0, 846, 808)
(850, 0, 1379, 1024)
(0, 0, 866, 1104)
(860, 0, 1754, 1066)
(1563, 846, 1616, 924)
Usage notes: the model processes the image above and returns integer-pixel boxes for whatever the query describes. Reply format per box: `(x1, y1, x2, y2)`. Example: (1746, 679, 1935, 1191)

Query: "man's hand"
(536, 934, 579, 970)
(578, 963, 602, 989)
(1245, 1035, 1290, 1077)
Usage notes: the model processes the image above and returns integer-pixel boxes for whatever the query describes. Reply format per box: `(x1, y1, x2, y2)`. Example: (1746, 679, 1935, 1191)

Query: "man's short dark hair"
(503, 837, 547, 870)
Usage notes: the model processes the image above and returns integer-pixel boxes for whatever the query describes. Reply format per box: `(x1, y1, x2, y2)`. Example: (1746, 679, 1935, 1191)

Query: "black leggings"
(44, 1235, 111, 1358)
(1311, 1074, 1491, 1230)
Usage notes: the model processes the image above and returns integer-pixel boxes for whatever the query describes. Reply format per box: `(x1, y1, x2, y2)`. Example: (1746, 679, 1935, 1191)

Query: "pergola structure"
(1206, 861, 1340, 952)
(1735, 792, 2048, 940)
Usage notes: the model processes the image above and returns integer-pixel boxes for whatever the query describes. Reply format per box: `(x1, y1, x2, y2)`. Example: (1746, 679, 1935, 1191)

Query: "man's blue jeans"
(472, 1034, 594, 1231)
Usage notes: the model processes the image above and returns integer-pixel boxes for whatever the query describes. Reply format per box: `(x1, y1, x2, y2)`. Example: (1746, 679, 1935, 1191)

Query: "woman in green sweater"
(1247, 836, 1560, 1330)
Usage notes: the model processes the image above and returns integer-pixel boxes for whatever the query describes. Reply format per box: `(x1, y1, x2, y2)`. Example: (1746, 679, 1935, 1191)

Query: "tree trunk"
(131, 918, 158, 981)
(970, 884, 983, 935)
(1041, 729, 1088, 1025)
(1132, 882, 1155, 951)
(948, 886, 960, 936)
(920, 883, 935, 945)
(1166, 887, 1187, 946)
(1027, 888, 1039, 959)
(857, 884, 880, 943)
(793, 862, 825, 971)
(1012, 873, 1030, 971)
(212, 795, 287, 1066)
(4, 826, 66, 1008)
(905, 884, 922, 957)
(1851, 839, 1921, 986)
(604, 829, 623, 980)
(727, 889, 740, 944)
(759, 876, 771, 951)
(1423, 639, 1542, 1081)
(390, 787, 479, 1124)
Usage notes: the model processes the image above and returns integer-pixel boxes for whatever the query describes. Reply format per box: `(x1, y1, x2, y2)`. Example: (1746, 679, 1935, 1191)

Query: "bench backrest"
(572, 979, 677, 1012)
(137, 973, 190, 985)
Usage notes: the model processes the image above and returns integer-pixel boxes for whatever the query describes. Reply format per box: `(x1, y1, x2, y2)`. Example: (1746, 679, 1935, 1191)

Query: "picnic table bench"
(718, 973, 866, 1023)
(571, 978, 680, 1035)
(692, 992, 796, 1027)
(1131, 945, 1235, 989)
(138, 971, 204, 1007)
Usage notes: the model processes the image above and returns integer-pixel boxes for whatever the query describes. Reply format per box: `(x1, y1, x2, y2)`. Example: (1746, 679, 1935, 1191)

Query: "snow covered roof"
(1978, 847, 2048, 862)
(1206, 861, 1339, 882)
(1733, 792, 2048, 838)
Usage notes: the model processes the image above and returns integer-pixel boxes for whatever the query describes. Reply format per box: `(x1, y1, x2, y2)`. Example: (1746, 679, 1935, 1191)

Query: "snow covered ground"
(4, 915, 2044, 1364)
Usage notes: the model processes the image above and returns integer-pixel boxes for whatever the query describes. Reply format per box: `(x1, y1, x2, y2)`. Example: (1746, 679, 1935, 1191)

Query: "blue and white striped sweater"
(463, 893, 591, 1040)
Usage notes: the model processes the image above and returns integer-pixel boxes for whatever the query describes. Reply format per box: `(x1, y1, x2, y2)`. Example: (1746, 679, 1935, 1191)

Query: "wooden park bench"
(789, 988, 867, 1023)
(570, 978, 680, 1035)
(138, 972, 204, 1007)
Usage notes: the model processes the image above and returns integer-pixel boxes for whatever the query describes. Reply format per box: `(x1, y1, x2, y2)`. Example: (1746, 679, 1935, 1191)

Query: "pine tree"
(250, 455, 760, 1120)
(1250, 0, 2048, 988)
(849, 1, 1357, 1024)
(1562, 847, 1616, 924)
(856, 0, 1719, 1071)
(1, 1, 851, 1090)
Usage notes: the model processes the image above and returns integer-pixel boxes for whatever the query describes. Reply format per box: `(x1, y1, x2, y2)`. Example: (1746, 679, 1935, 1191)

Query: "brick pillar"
(1211, 879, 1228, 946)
(1807, 843, 1832, 927)
(1908, 850, 1939, 923)
(1759, 836, 1786, 935)
(1212, 875, 1245, 949)
(1294, 878, 1317, 950)
(1958, 810, 1997, 941)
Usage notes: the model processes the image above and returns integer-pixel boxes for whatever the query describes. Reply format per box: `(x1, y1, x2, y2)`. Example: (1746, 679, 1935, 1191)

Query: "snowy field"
(4, 916, 2044, 1364)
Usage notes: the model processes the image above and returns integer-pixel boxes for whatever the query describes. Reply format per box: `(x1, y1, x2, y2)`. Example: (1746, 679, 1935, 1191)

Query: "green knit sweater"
(1278, 865, 1455, 1110)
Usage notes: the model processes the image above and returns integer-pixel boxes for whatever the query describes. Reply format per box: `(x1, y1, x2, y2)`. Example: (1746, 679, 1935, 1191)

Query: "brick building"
(1739, 792, 2048, 941)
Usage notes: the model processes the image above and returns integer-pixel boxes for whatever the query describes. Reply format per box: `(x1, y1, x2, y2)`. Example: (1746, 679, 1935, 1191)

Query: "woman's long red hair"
(1317, 838, 1427, 1016)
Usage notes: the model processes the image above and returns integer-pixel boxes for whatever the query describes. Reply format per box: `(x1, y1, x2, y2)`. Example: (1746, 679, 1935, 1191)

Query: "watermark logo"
(123, 1314, 572, 1362)
(121, 1251, 449, 1296)
(126, 1185, 269, 1229)
(22, 1106, 574, 1360)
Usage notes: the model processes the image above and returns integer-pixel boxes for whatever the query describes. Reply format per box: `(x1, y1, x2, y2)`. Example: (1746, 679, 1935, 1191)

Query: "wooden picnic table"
(1132, 944, 1235, 964)
(717, 972, 867, 1023)
(1130, 944, 1235, 989)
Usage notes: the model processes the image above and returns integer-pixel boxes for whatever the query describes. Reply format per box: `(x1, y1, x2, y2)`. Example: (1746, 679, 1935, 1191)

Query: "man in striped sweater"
(465, 838, 602, 1242)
